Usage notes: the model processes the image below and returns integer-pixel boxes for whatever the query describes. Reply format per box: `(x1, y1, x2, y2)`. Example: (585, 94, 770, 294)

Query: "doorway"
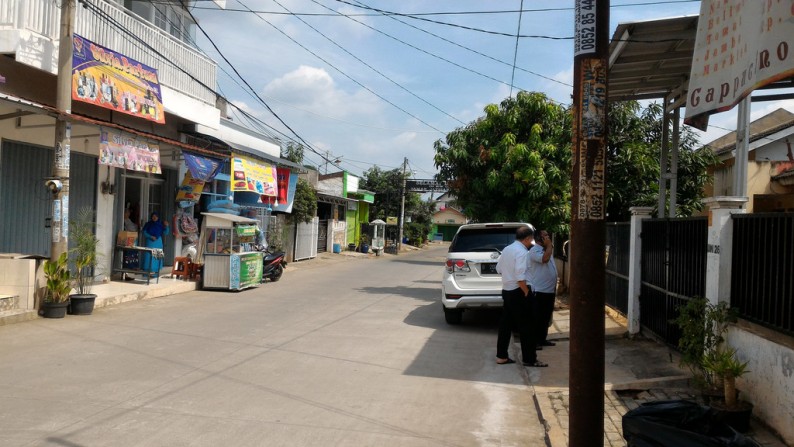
(117, 171, 176, 266)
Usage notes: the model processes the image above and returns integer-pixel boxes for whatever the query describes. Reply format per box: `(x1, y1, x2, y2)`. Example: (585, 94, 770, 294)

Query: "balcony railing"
(0, 0, 217, 106)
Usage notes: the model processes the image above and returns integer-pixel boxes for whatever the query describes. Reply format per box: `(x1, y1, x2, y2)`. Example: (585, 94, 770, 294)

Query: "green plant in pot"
(69, 207, 101, 315)
(672, 297, 737, 396)
(703, 347, 753, 432)
(41, 252, 71, 319)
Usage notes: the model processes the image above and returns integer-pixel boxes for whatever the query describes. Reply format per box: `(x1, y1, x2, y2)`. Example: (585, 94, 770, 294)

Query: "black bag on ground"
(622, 400, 760, 447)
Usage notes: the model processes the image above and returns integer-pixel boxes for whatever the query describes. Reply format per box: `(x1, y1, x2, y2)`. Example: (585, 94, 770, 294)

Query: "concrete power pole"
(397, 157, 407, 255)
(569, 1, 609, 445)
(51, 0, 75, 261)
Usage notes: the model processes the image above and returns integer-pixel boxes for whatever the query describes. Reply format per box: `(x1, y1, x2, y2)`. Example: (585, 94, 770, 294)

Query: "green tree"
(434, 93, 715, 229)
(360, 166, 433, 244)
(434, 91, 572, 234)
(281, 142, 305, 164)
(291, 178, 317, 224)
(607, 101, 716, 221)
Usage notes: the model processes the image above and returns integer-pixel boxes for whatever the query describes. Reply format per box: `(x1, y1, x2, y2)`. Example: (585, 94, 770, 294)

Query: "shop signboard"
(98, 127, 161, 173)
(71, 34, 165, 124)
(175, 171, 205, 202)
(231, 154, 278, 197)
(685, 1, 794, 129)
(230, 252, 263, 289)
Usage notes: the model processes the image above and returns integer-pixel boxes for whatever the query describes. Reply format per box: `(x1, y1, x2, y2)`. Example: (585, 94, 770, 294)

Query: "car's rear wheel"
(443, 307, 463, 325)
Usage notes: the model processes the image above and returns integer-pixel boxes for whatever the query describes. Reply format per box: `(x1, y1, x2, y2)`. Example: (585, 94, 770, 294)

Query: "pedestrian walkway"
(521, 301, 788, 447)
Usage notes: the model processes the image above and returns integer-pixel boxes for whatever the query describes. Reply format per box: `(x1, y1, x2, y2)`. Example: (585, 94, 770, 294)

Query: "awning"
(317, 192, 356, 206)
(0, 92, 227, 159)
(182, 131, 305, 172)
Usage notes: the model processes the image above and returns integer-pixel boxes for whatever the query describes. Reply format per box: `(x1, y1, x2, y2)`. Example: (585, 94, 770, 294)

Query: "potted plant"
(41, 252, 71, 318)
(672, 297, 737, 398)
(69, 207, 101, 315)
(703, 347, 753, 432)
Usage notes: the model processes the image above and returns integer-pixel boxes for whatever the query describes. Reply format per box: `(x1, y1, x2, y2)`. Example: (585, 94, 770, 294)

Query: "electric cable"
(235, 0, 446, 134)
(509, 0, 524, 98)
(269, 0, 466, 126)
(339, 0, 570, 87)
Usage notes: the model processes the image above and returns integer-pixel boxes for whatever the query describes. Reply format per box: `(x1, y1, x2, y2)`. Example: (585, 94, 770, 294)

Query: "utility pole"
(569, 1, 609, 445)
(397, 157, 407, 254)
(51, 0, 75, 261)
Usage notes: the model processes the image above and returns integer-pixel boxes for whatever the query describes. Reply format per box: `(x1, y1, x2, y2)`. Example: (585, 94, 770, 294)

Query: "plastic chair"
(171, 256, 190, 280)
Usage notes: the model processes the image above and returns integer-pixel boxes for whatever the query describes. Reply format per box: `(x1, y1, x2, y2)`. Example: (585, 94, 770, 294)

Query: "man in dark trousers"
(527, 229, 558, 350)
(494, 226, 548, 367)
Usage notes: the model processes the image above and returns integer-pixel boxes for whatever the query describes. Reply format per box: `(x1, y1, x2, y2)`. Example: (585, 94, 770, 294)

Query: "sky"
(190, 0, 794, 180)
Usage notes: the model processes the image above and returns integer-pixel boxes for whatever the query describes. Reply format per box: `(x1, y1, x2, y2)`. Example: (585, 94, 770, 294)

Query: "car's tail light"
(446, 259, 470, 273)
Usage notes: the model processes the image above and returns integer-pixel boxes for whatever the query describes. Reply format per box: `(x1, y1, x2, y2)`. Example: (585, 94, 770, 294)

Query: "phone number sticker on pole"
(574, 0, 597, 57)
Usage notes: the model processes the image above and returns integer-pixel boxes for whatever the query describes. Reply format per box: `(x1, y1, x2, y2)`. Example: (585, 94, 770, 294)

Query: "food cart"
(196, 212, 262, 291)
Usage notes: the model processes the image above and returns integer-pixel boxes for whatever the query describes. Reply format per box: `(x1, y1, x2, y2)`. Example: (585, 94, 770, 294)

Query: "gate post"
(703, 197, 747, 307)
(627, 207, 653, 336)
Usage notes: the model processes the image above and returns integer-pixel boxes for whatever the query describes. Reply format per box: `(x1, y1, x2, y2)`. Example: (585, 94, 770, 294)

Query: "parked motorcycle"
(255, 244, 286, 282)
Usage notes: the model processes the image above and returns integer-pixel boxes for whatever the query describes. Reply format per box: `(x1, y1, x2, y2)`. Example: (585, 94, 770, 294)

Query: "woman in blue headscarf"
(141, 211, 169, 274)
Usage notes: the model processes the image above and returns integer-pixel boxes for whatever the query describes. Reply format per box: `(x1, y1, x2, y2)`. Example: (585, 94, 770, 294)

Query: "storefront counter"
(113, 246, 163, 285)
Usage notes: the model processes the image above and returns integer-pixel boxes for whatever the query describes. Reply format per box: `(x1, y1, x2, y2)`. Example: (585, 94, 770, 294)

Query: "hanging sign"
(685, 1, 794, 129)
(184, 152, 224, 182)
(175, 171, 206, 202)
(231, 154, 278, 196)
(98, 127, 162, 174)
(71, 34, 165, 123)
(574, 0, 598, 57)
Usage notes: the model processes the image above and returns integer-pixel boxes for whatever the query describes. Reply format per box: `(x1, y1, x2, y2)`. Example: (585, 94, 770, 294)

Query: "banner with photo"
(231, 154, 278, 196)
(71, 34, 165, 124)
(98, 127, 162, 174)
(175, 171, 206, 203)
(184, 152, 224, 182)
(685, 1, 794, 129)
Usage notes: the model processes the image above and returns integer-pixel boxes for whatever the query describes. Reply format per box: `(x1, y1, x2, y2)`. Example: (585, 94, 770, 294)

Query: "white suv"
(441, 222, 534, 324)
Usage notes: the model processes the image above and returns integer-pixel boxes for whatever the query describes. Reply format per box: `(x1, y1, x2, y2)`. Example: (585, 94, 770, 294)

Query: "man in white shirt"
(527, 229, 559, 349)
(495, 226, 547, 367)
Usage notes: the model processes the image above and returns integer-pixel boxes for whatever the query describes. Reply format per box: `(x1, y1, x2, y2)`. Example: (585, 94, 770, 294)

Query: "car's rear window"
(449, 227, 520, 252)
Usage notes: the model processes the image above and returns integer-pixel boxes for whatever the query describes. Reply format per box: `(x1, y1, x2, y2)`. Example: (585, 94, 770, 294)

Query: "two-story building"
(0, 0, 300, 315)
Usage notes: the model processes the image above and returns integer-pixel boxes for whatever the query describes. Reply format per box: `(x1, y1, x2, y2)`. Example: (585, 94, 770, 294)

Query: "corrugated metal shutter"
(0, 141, 97, 257)
(0, 141, 52, 256)
(68, 151, 98, 254)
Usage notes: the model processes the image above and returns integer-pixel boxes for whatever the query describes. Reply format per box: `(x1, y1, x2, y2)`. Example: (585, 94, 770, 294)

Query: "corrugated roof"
(608, 15, 698, 102)
(704, 108, 794, 154)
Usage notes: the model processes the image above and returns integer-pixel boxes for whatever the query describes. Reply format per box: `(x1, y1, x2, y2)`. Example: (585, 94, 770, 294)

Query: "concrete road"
(0, 245, 545, 447)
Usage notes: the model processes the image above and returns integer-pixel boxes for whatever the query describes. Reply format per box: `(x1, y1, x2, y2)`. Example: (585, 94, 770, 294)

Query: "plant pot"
(68, 294, 96, 315)
(711, 400, 754, 432)
(40, 301, 69, 319)
(360, 243, 369, 254)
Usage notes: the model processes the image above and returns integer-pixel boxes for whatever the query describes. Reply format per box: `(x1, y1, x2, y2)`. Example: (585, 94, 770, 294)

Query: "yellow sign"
(231, 154, 277, 196)
(176, 171, 205, 202)
(386, 217, 398, 225)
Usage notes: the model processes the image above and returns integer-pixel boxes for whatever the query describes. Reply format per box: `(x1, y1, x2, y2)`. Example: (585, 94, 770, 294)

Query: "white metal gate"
(294, 217, 318, 261)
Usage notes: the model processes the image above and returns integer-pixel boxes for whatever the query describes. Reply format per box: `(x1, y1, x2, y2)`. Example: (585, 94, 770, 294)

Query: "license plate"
(481, 263, 498, 274)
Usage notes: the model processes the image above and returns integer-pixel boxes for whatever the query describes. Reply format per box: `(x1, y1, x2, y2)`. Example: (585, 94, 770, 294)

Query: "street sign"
(406, 179, 445, 193)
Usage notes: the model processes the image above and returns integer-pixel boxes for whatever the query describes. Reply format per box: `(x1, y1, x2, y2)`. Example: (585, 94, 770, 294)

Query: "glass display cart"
(196, 212, 263, 290)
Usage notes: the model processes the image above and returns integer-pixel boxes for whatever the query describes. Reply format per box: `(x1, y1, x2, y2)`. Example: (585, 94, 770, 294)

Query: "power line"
(178, 1, 322, 154)
(235, 0, 446, 134)
(341, 0, 570, 87)
(269, 0, 465, 126)
(509, 0, 524, 98)
(177, 0, 699, 19)
(308, 0, 534, 93)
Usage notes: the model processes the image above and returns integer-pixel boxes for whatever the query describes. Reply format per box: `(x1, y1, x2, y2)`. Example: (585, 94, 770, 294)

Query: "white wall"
(727, 326, 794, 446)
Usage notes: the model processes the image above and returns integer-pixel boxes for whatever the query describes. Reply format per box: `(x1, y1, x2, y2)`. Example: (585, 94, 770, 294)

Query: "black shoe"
(541, 341, 556, 347)
(535, 346, 542, 350)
